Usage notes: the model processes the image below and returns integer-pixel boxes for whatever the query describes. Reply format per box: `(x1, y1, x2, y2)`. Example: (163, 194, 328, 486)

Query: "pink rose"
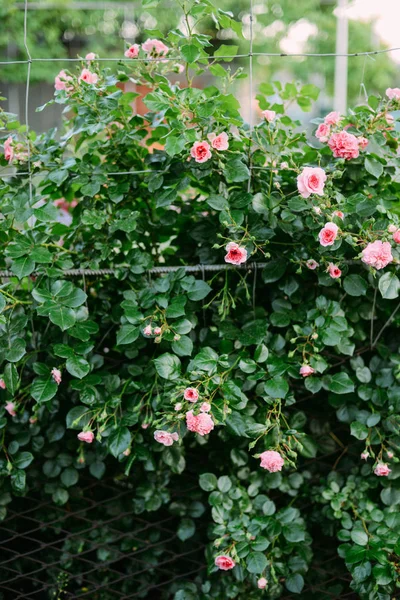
(3, 136, 14, 163)
(77, 431, 94, 443)
(388, 224, 397, 233)
(313, 206, 322, 215)
(328, 130, 359, 160)
(393, 230, 400, 244)
(141, 423, 149, 429)
(143, 325, 152, 336)
(324, 111, 341, 125)
(207, 132, 229, 151)
(142, 38, 169, 56)
(51, 367, 62, 385)
(0, 378, 6, 390)
(306, 259, 319, 270)
(54, 70, 73, 91)
(154, 430, 179, 446)
(358, 137, 369, 150)
(5, 402, 16, 417)
(315, 123, 330, 142)
(260, 450, 284, 472)
(328, 263, 341, 279)
(280, 161, 289, 169)
(386, 113, 395, 125)
(374, 463, 391, 477)
(386, 88, 400, 101)
(387, 451, 394, 459)
(300, 365, 314, 377)
(215, 555, 235, 570)
(85, 52, 96, 61)
(79, 69, 98, 85)
(186, 410, 214, 436)
(174, 402, 183, 411)
(124, 44, 140, 59)
(184, 387, 199, 402)
(224, 242, 247, 265)
(361, 452, 369, 460)
(262, 110, 276, 123)
(318, 222, 339, 247)
(190, 141, 211, 163)
(258, 578, 268, 590)
(361, 240, 393, 270)
(153, 326, 162, 335)
(297, 167, 326, 198)
(200, 402, 211, 413)
(333, 210, 344, 219)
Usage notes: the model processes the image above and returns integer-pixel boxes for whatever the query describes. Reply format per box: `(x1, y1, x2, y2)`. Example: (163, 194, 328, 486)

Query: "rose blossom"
(186, 410, 214, 436)
(215, 555, 235, 570)
(184, 387, 199, 402)
(260, 450, 284, 472)
(280, 161, 289, 169)
(374, 463, 391, 477)
(143, 325, 152, 336)
(328, 130, 359, 160)
(124, 44, 140, 59)
(313, 206, 322, 215)
(77, 431, 94, 443)
(388, 224, 397, 233)
(5, 402, 16, 417)
(300, 365, 314, 377)
(153, 326, 162, 335)
(207, 131, 229, 151)
(224, 242, 247, 265)
(258, 578, 268, 590)
(386, 88, 400, 101)
(141, 423, 149, 429)
(174, 402, 183, 411)
(361, 452, 369, 460)
(328, 263, 341, 279)
(361, 240, 393, 270)
(3, 136, 14, 163)
(85, 52, 96, 61)
(51, 368, 62, 385)
(386, 113, 395, 125)
(358, 137, 369, 150)
(387, 451, 394, 459)
(333, 210, 344, 219)
(315, 123, 330, 142)
(54, 70, 73, 91)
(79, 69, 98, 85)
(318, 222, 339, 247)
(190, 141, 211, 163)
(324, 111, 341, 125)
(200, 402, 211, 412)
(306, 259, 319, 270)
(297, 167, 326, 198)
(154, 430, 179, 446)
(393, 230, 400, 244)
(142, 38, 168, 56)
(262, 110, 276, 122)
(0, 378, 6, 390)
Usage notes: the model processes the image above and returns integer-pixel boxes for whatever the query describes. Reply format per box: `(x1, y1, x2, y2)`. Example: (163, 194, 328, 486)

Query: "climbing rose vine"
(1, 4, 400, 597)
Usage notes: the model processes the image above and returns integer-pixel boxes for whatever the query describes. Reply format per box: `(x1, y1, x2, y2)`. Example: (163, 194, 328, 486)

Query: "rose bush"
(0, 2, 400, 597)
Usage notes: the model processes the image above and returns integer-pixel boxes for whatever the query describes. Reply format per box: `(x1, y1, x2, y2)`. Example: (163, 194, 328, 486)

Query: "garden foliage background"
(0, 0, 400, 598)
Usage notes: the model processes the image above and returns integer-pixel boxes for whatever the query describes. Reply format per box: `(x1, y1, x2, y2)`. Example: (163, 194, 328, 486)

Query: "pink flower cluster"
(54, 70, 73, 91)
(154, 430, 179, 446)
(297, 167, 326, 198)
(315, 111, 367, 159)
(186, 410, 214, 436)
(261, 110, 276, 123)
(124, 39, 168, 59)
(386, 88, 400, 101)
(361, 240, 393, 270)
(190, 133, 229, 164)
(224, 242, 247, 265)
(259, 450, 284, 472)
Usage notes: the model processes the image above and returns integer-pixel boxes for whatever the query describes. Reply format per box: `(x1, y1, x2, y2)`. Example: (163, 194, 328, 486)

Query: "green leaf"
(264, 377, 289, 399)
(5, 338, 26, 363)
(379, 272, 400, 299)
(116, 324, 140, 345)
(328, 373, 354, 395)
(11, 255, 35, 279)
(61, 467, 79, 487)
(285, 574, 304, 594)
(166, 296, 187, 318)
(154, 353, 181, 379)
(171, 335, 193, 357)
(108, 426, 131, 457)
(66, 406, 92, 430)
(199, 472, 217, 491)
(351, 529, 369, 546)
(49, 307, 76, 331)
(31, 376, 58, 403)
(89, 461, 106, 480)
(187, 280, 212, 301)
(350, 421, 369, 440)
(343, 275, 368, 297)
(177, 517, 195, 541)
(262, 259, 286, 283)
(214, 44, 238, 62)
(13, 452, 34, 469)
(4, 363, 18, 395)
(66, 356, 90, 379)
(0, 293, 6, 312)
(225, 158, 250, 182)
(181, 44, 200, 63)
(246, 551, 268, 574)
(165, 135, 186, 157)
(365, 157, 383, 179)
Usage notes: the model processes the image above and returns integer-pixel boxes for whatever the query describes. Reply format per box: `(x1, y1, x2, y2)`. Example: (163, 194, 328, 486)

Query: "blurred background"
(1, 0, 400, 131)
